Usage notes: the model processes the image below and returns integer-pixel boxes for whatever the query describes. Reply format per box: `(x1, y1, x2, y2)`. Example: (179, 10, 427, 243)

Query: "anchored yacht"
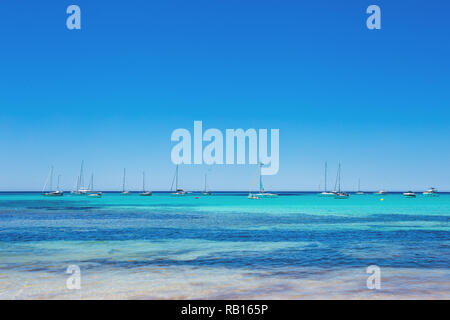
(202, 174, 211, 196)
(355, 179, 364, 195)
(86, 174, 102, 198)
(423, 188, 438, 196)
(334, 163, 349, 199)
(403, 191, 416, 198)
(251, 163, 278, 198)
(42, 167, 64, 197)
(139, 171, 152, 196)
(121, 168, 132, 195)
(319, 162, 336, 197)
(171, 165, 187, 196)
(72, 161, 90, 195)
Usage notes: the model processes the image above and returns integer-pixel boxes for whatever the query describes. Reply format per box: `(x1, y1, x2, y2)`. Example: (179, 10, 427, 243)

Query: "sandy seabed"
(1, 266, 448, 300)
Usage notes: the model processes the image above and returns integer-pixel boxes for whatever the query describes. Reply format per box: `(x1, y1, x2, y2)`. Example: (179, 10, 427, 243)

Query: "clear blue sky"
(1, 1, 449, 191)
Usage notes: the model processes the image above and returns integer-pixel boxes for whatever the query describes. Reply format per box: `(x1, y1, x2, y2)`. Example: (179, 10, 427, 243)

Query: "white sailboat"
(374, 190, 386, 195)
(121, 168, 131, 195)
(356, 179, 364, 195)
(42, 166, 64, 196)
(248, 165, 261, 199)
(86, 174, 102, 198)
(202, 174, 211, 196)
(319, 162, 336, 197)
(334, 163, 349, 199)
(171, 165, 187, 196)
(72, 161, 90, 195)
(140, 171, 152, 196)
(253, 163, 278, 198)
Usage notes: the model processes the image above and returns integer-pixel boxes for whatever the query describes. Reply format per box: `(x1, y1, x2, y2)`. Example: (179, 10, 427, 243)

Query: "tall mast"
(175, 165, 179, 190)
(90, 173, 94, 190)
(259, 163, 263, 193)
(204, 174, 207, 192)
(358, 179, 360, 192)
(334, 165, 339, 192)
(324, 162, 327, 192)
(122, 168, 126, 192)
(42, 167, 51, 193)
(338, 163, 341, 193)
(57, 174, 61, 191)
(49, 166, 54, 192)
(75, 175, 79, 192)
(79, 161, 84, 190)
(142, 171, 145, 192)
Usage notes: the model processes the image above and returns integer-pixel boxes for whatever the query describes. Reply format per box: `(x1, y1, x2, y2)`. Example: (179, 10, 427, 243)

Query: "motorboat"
(403, 191, 416, 198)
(87, 192, 102, 198)
(423, 188, 438, 196)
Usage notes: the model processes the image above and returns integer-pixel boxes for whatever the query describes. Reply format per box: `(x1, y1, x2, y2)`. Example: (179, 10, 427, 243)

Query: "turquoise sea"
(0, 192, 449, 299)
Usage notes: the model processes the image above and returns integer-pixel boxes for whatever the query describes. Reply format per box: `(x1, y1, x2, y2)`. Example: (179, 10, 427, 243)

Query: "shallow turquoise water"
(0, 192, 449, 299)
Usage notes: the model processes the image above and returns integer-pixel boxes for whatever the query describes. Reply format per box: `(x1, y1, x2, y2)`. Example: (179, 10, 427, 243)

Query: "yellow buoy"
(380, 198, 384, 201)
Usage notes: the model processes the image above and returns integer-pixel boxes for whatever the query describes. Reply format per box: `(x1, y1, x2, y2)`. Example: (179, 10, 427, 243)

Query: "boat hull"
(43, 192, 64, 197)
(319, 192, 336, 197)
(335, 192, 349, 199)
(255, 193, 278, 198)
(87, 193, 102, 198)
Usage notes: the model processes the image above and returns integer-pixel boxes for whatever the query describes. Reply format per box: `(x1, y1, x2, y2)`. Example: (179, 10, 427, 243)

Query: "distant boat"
(121, 168, 131, 195)
(42, 166, 64, 196)
(72, 161, 90, 195)
(403, 191, 416, 198)
(87, 193, 102, 198)
(255, 163, 278, 198)
(319, 162, 336, 197)
(140, 171, 152, 196)
(202, 174, 211, 196)
(356, 179, 364, 195)
(334, 163, 349, 199)
(248, 167, 259, 199)
(250, 163, 278, 198)
(45, 191, 63, 197)
(423, 187, 438, 196)
(374, 190, 386, 195)
(171, 165, 187, 196)
(86, 174, 102, 198)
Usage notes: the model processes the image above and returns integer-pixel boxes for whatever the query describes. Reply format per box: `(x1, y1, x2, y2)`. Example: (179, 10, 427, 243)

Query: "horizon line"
(1, 190, 449, 194)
